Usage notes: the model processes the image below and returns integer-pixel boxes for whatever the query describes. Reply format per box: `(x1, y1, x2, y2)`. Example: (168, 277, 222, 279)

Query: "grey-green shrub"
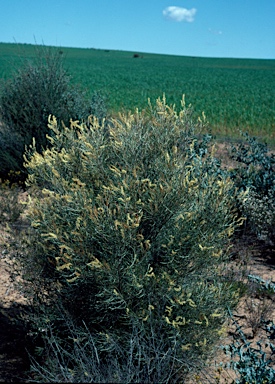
(21, 96, 244, 380)
(242, 189, 275, 243)
(230, 133, 275, 195)
(230, 132, 275, 244)
(0, 45, 107, 182)
(222, 312, 275, 384)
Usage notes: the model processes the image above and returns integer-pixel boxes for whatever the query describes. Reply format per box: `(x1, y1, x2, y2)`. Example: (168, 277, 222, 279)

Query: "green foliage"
(242, 189, 275, 243)
(1, 43, 274, 142)
(248, 275, 275, 294)
(222, 313, 275, 384)
(0, 45, 107, 182)
(230, 132, 275, 243)
(230, 133, 275, 195)
(60, 49, 275, 140)
(21, 96, 243, 380)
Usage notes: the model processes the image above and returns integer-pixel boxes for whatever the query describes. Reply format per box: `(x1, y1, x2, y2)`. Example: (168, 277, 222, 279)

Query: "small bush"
(222, 313, 275, 384)
(241, 189, 275, 243)
(0, 45, 107, 182)
(20, 96, 244, 380)
(230, 133, 275, 195)
(230, 132, 275, 244)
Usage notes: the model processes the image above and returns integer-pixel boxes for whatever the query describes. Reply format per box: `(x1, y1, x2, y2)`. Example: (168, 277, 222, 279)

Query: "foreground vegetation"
(1, 105, 274, 383)
(0, 42, 274, 143)
(0, 44, 274, 382)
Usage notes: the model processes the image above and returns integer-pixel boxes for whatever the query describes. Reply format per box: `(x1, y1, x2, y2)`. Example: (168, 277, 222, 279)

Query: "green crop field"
(0, 42, 274, 143)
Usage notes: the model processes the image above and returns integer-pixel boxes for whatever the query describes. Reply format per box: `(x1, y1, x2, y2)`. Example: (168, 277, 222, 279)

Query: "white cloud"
(163, 6, 197, 23)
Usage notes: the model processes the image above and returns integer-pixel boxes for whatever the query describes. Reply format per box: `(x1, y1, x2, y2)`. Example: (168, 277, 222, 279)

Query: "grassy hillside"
(0, 42, 274, 143)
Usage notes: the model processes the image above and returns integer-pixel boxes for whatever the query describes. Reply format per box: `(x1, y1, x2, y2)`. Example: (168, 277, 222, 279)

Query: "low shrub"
(20, 96, 245, 381)
(230, 132, 275, 244)
(222, 312, 275, 384)
(0, 45, 107, 182)
(230, 133, 275, 195)
(241, 189, 275, 244)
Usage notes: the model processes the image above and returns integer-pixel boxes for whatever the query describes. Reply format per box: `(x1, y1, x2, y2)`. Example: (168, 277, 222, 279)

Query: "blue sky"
(1, 0, 274, 59)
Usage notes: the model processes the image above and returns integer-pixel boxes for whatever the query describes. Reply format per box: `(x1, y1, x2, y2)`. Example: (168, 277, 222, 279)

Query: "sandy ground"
(0, 226, 30, 382)
(201, 241, 275, 383)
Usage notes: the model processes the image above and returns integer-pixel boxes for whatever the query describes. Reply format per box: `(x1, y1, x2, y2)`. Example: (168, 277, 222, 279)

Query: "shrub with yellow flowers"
(21, 96, 245, 381)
